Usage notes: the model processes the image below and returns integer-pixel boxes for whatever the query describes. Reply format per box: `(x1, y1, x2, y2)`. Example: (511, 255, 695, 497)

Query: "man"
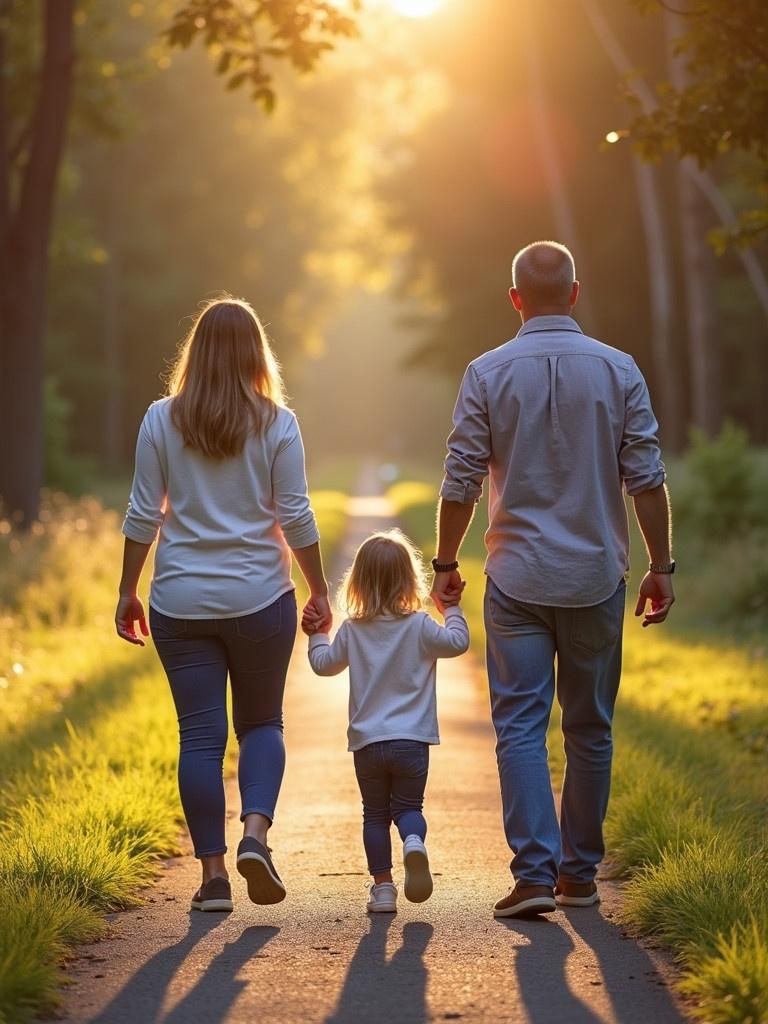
(431, 241, 674, 918)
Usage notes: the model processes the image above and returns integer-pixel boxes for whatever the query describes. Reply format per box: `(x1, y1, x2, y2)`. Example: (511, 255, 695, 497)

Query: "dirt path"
(52, 483, 686, 1024)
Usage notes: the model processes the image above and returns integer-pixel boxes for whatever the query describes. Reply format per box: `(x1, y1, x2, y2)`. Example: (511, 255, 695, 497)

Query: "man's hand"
(431, 569, 465, 613)
(302, 593, 332, 635)
(634, 572, 675, 628)
(115, 593, 149, 646)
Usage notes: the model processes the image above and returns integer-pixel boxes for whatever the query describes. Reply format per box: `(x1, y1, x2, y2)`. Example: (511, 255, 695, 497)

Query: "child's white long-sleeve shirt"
(307, 606, 469, 751)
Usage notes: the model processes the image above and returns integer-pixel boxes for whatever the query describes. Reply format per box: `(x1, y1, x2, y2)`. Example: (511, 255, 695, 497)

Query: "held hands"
(302, 593, 333, 636)
(431, 569, 466, 613)
(115, 593, 149, 646)
(635, 571, 675, 628)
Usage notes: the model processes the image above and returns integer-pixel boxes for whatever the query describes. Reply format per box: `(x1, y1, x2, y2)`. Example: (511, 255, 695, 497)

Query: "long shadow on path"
(89, 916, 278, 1024)
(498, 908, 682, 1024)
(326, 918, 433, 1024)
(564, 906, 683, 1023)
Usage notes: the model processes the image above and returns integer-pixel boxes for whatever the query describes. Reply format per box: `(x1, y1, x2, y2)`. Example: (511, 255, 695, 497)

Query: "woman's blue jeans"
(150, 591, 297, 858)
(484, 577, 625, 887)
(353, 740, 430, 875)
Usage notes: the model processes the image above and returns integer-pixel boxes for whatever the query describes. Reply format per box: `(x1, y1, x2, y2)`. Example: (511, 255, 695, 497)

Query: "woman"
(115, 296, 331, 912)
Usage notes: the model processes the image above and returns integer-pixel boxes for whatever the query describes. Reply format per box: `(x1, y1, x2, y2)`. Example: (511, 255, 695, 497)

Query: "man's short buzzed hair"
(512, 240, 576, 306)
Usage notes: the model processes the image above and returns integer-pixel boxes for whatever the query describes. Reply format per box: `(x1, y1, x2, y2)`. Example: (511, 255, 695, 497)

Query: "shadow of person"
(326, 918, 433, 1024)
(87, 915, 275, 1024)
(497, 917, 603, 1024)
(88, 912, 227, 1024)
(563, 907, 683, 1023)
(163, 924, 280, 1024)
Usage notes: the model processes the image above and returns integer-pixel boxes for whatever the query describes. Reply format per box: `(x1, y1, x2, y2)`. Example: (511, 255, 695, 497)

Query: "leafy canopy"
(165, 0, 361, 111)
(629, 0, 768, 248)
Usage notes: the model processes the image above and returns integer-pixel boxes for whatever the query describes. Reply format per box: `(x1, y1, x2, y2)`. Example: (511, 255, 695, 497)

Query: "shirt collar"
(516, 315, 583, 338)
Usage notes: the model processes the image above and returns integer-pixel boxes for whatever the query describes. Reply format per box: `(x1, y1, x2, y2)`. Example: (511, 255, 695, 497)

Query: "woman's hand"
(115, 593, 149, 646)
(302, 593, 332, 635)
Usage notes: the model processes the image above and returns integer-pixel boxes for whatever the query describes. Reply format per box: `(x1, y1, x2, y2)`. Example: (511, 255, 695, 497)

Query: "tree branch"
(582, 0, 768, 323)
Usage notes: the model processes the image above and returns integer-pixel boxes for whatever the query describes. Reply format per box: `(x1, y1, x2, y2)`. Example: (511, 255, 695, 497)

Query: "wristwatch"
(432, 557, 459, 573)
(649, 561, 675, 574)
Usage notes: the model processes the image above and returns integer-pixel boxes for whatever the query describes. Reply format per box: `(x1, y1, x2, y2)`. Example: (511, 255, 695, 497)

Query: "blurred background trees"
(1, 0, 767, 521)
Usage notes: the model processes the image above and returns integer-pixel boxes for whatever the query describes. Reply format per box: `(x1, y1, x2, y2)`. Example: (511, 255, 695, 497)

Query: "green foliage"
(629, 0, 768, 247)
(676, 423, 766, 538)
(165, 0, 361, 110)
(43, 377, 95, 492)
(681, 919, 768, 1024)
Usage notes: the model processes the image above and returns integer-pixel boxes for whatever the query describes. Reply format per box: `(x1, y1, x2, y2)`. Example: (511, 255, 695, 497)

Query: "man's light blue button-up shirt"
(440, 315, 666, 607)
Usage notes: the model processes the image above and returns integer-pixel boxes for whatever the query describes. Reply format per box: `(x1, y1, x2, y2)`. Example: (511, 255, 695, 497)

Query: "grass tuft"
(681, 919, 768, 1024)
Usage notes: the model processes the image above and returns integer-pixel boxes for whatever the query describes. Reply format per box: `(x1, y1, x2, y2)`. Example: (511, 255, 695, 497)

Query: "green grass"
(0, 488, 348, 1023)
(388, 469, 768, 1024)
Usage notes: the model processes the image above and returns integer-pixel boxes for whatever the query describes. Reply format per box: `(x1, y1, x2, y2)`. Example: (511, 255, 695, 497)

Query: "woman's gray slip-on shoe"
(191, 876, 233, 912)
(236, 837, 286, 905)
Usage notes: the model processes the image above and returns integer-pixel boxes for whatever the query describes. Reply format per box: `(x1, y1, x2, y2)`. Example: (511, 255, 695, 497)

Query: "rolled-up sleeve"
(122, 409, 166, 544)
(440, 363, 491, 504)
(620, 361, 666, 496)
(272, 416, 320, 549)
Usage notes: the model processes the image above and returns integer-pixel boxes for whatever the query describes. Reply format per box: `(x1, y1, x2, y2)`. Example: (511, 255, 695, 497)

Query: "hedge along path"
(49, 471, 685, 1024)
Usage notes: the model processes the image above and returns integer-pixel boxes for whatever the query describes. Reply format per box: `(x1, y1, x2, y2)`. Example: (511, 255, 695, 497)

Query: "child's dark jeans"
(353, 739, 429, 874)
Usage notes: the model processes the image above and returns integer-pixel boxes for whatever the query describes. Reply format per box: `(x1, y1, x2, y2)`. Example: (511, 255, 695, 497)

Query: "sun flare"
(387, 0, 444, 17)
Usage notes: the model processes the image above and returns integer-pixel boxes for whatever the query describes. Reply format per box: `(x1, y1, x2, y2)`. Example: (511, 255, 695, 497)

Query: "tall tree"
(0, 0, 360, 524)
(0, 1, 76, 525)
(628, 0, 768, 249)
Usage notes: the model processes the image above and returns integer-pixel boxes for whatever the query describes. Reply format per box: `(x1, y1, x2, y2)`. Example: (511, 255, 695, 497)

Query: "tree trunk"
(0, 1, 75, 524)
(580, 0, 684, 450)
(103, 188, 124, 473)
(630, 156, 684, 450)
(520, 16, 598, 334)
(665, 8, 721, 436)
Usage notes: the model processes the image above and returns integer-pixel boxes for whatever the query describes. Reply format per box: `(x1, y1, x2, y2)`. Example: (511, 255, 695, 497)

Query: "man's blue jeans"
(484, 577, 625, 887)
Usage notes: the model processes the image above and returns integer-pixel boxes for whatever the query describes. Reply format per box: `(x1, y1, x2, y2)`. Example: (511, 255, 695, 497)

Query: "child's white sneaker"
(367, 881, 398, 913)
(403, 835, 433, 903)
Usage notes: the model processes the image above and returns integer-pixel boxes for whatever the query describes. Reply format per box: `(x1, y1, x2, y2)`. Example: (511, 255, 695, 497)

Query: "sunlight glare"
(388, 0, 444, 17)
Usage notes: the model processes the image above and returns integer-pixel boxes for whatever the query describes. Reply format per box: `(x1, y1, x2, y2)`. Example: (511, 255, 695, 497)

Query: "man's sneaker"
(190, 876, 233, 912)
(236, 837, 286, 905)
(367, 882, 398, 913)
(555, 877, 600, 907)
(493, 883, 556, 919)
(402, 835, 433, 903)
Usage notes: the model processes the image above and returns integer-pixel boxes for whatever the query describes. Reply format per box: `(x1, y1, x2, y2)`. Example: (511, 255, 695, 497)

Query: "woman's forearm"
(119, 538, 153, 596)
(291, 541, 328, 596)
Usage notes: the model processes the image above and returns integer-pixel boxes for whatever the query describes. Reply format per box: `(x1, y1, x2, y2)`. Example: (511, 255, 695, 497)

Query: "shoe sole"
(493, 896, 557, 919)
(237, 852, 286, 905)
(555, 892, 600, 907)
(403, 847, 433, 903)
(190, 898, 233, 912)
(367, 903, 397, 914)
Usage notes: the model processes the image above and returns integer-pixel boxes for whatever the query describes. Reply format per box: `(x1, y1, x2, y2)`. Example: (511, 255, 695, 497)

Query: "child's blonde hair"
(340, 529, 428, 620)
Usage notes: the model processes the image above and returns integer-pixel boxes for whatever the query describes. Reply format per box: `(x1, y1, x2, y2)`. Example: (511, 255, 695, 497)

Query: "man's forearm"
(437, 498, 476, 562)
(632, 484, 672, 564)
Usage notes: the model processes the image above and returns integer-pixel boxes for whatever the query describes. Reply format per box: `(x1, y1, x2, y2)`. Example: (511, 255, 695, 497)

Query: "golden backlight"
(388, 0, 444, 16)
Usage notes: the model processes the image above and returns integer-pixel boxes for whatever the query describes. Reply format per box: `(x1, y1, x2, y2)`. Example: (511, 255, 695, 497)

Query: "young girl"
(305, 530, 469, 913)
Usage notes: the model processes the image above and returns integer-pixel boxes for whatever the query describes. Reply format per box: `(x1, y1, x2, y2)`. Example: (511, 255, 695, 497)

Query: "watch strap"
(431, 557, 459, 573)
(649, 560, 675, 574)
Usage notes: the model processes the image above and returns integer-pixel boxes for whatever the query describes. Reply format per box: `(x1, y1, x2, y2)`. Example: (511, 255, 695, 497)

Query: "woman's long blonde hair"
(341, 530, 428, 620)
(167, 295, 286, 458)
